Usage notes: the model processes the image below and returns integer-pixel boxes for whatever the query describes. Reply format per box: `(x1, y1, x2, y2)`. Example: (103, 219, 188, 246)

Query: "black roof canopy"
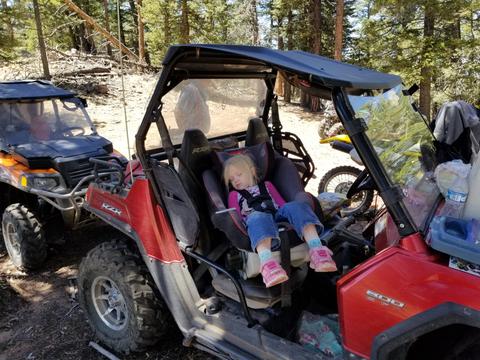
(163, 44, 402, 91)
(0, 80, 75, 101)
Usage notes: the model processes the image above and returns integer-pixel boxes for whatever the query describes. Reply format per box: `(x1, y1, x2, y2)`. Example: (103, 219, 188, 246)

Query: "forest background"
(0, 0, 479, 120)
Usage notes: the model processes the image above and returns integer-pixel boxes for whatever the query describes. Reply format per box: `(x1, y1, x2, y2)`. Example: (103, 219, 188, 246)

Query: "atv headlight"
(32, 176, 59, 191)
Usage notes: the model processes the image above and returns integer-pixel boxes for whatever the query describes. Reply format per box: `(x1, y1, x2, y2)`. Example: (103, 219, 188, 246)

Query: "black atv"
(0, 80, 125, 270)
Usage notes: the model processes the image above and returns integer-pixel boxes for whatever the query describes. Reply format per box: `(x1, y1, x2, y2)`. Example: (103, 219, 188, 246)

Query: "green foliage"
(1, 0, 477, 112)
(351, 0, 480, 108)
(357, 86, 435, 185)
(0, 0, 30, 59)
(143, 0, 179, 65)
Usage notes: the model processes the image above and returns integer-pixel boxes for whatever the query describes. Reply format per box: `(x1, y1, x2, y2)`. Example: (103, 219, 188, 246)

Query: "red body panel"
(338, 238, 480, 358)
(85, 178, 183, 263)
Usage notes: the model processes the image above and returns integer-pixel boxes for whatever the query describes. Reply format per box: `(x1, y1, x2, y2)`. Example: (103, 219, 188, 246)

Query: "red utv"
(77, 45, 480, 359)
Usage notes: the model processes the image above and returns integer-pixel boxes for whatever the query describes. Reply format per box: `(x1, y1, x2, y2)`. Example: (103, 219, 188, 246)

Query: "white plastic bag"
(434, 160, 471, 197)
(174, 82, 211, 134)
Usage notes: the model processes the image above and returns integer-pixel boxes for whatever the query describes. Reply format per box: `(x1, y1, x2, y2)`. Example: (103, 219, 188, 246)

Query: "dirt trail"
(0, 61, 357, 359)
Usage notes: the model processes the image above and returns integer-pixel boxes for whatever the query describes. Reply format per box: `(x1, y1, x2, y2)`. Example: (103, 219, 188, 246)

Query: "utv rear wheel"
(2, 203, 47, 270)
(78, 240, 168, 353)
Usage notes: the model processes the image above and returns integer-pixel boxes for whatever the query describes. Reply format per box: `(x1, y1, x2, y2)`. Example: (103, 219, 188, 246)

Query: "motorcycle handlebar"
(330, 140, 354, 154)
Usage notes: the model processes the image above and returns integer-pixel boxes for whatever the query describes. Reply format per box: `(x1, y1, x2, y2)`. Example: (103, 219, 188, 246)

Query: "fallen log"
(60, 67, 111, 77)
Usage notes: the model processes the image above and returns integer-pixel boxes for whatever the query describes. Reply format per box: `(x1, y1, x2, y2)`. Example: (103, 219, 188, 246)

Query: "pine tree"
(353, 0, 480, 116)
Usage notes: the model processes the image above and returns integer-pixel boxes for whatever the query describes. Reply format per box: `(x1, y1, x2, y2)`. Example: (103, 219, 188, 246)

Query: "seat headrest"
(245, 117, 270, 147)
(179, 129, 211, 175)
(213, 142, 274, 182)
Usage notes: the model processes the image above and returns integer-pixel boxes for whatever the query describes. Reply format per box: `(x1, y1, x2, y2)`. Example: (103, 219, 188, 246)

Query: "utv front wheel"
(2, 203, 47, 270)
(78, 240, 168, 353)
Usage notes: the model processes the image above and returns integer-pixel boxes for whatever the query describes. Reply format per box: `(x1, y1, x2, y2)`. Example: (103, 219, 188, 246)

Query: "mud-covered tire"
(318, 166, 374, 217)
(2, 203, 47, 270)
(78, 240, 168, 354)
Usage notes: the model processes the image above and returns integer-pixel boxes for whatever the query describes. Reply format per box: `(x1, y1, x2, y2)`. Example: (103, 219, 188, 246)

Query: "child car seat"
(245, 117, 315, 186)
(202, 142, 312, 308)
(178, 125, 323, 309)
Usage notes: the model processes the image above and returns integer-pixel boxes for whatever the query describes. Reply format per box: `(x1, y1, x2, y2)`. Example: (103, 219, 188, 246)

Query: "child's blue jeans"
(245, 200, 323, 251)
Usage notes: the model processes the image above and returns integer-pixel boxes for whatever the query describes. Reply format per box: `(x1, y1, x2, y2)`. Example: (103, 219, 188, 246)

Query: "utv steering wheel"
(346, 169, 375, 199)
(60, 126, 85, 137)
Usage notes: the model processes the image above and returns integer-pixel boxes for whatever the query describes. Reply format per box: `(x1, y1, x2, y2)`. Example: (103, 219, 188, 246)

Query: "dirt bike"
(318, 134, 375, 217)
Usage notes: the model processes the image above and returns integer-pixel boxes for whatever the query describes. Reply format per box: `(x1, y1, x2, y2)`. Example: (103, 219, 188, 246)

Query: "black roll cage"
(135, 47, 418, 240)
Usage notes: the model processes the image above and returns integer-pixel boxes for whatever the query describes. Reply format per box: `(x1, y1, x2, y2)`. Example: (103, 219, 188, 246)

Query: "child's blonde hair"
(223, 154, 258, 188)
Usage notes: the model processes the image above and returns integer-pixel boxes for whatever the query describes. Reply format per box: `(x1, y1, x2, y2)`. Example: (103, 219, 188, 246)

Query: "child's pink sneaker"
(309, 246, 337, 272)
(260, 259, 289, 288)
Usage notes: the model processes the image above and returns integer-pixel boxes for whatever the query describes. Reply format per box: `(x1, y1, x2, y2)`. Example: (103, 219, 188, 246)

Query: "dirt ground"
(0, 225, 207, 360)
(0, 56, 358, 360)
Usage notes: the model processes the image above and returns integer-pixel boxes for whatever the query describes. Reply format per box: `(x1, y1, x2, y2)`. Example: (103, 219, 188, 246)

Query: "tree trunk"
(180, 0, 189, 43)
(32, 0, 50, 79)
(306, 0, 322, 111)
(311, 0, 321, 55)
(334, 0, 344, 60)
(84, 23, 97, 54)
(275, 19, 285, 97)
(268, 1, 274, 46)
(68, 26, 78, 49)
(119, 9, 126, 47)
(137, 0, 145, 62)
(221, 0, 229, 42)
(164, 1, 172, 46)
(82, 0, 97, 54)
(419, 5, 434, 121)
(284, 9, 293, 103)
(128, 0, 139, 53)
(128, 0, 138, 29)
(1, 0, 14, 43)
(250, 0, 259, 45)
(103, 0, 113, 57)
(78, 23, 88, 52)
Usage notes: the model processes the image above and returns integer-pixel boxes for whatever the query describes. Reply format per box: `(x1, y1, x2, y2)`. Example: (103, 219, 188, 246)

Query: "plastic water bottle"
(435, 160, 471, 219)
(442, 180, 469, 218)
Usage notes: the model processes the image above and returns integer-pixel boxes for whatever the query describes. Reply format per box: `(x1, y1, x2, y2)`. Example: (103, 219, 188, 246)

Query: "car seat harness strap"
(238, 182, 277, 215)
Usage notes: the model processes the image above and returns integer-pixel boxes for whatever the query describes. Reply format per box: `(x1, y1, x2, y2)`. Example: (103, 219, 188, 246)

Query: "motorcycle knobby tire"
(318, 166, 374, 217)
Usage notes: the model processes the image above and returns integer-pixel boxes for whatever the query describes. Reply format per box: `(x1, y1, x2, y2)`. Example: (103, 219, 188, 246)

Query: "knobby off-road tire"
(78, 240, 168, 354)
(2, 203, 47, 270)
(445, 329, 480, 360)
(318, 166, 374, 217)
